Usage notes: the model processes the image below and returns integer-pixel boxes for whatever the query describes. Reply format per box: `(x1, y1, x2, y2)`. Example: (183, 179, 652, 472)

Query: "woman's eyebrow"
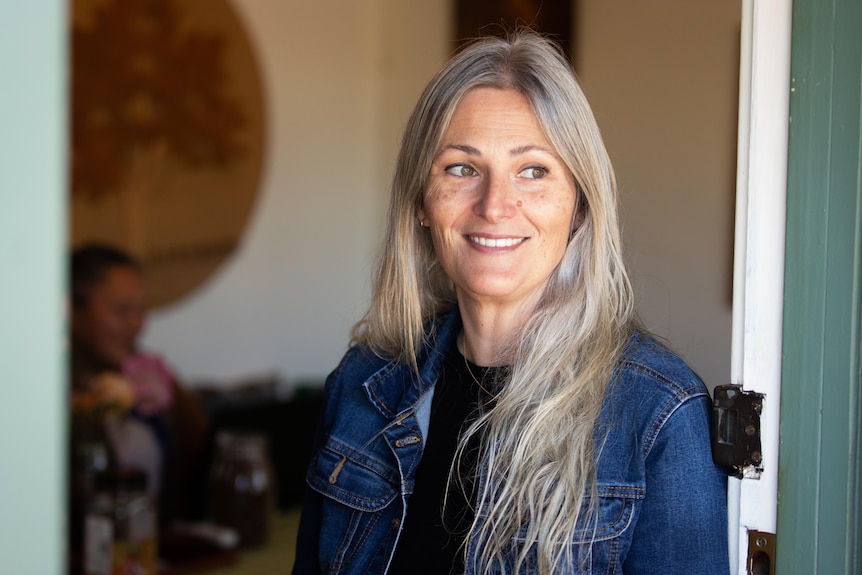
(436, 143, 554, 157)
(510, 144, 554, 156)
(438, 143, 482, 156)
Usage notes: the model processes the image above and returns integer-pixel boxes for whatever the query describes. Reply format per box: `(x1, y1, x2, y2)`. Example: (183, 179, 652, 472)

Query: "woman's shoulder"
(599, 330, 712, 452)
(614, 330, 710, 404)
(597, 330, 715, 473)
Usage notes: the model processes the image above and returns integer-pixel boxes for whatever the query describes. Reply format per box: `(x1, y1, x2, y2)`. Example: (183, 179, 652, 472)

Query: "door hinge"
(711, 384, 764, 479)
(747, 530, 775, 575)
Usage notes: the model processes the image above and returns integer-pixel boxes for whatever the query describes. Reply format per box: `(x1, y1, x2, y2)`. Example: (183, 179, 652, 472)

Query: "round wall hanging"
(71, 0, 266, 307)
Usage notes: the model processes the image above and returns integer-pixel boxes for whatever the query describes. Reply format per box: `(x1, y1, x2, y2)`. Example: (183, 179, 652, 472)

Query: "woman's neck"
(456, 294, 537, 367)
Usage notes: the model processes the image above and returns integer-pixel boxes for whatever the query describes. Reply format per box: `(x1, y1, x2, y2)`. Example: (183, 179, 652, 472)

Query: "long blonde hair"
(353, 30, 636, 573)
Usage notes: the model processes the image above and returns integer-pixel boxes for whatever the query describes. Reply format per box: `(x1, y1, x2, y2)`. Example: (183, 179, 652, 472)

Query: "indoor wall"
(143, 0, 739, 391)
(576, 1, 740, 389)
(142, 0, 453, 384)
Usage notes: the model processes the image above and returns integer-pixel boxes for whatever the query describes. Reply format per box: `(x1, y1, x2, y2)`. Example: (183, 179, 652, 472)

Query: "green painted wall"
(777, 0, 862, 572)
(0, 2, 67, 573)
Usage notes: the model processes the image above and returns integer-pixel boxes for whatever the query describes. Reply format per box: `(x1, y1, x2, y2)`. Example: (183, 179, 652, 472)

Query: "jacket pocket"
(307, 437, 399, 512)
(506, 484, 643, 544)
(571, 484, 644, 543)
(498, 485, 643, 574)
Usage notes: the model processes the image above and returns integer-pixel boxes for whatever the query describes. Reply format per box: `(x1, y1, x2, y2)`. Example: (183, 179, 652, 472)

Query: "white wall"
(145, 0, 738, 391)
(576, 0, 740, 390)
(142, 0, 452, 385)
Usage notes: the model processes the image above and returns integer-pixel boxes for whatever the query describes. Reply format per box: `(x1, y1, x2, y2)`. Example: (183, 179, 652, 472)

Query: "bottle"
(209, 431, 275, 547)
(84, 468, 157, 575)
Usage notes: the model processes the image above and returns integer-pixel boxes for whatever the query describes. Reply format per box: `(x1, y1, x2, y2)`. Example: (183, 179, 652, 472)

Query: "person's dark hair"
(71, 244, 140, 308)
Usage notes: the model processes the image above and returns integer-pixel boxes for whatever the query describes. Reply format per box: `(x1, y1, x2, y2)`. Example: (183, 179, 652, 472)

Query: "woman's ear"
(416, 207, 427, 228)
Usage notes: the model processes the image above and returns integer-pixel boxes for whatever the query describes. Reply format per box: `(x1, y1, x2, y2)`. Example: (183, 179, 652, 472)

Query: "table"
(161, 508, 301, 575)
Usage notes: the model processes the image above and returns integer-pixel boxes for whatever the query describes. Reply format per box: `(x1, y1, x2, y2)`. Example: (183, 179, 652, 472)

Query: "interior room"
(66, 0, 741, 572)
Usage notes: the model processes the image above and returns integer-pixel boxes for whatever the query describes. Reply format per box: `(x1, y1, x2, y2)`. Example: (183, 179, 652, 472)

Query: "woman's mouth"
(467, 235, 526, 248)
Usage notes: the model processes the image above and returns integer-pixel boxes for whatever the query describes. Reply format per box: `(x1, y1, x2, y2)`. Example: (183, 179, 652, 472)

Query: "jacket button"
(394, 436, 421, 447)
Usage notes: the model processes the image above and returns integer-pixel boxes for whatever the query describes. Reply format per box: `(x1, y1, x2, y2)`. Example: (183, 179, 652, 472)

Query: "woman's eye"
(520, 166, 548, 179)
(445, 164, 477, 177)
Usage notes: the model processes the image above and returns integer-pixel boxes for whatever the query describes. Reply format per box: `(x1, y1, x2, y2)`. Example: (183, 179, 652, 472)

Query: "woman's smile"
(419, 86, 576, 309)
(467, 234, 527, 249)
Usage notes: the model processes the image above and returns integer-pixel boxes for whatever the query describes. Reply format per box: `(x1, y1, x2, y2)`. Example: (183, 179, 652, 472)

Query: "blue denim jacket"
(293, 309, 729, 574)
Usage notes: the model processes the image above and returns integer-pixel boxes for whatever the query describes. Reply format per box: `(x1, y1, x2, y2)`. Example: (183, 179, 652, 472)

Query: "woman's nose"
(473, 172, 518, 222)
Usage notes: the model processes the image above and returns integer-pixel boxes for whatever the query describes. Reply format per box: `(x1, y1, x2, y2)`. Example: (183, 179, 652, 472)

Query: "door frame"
(732, 0, 862, 573)
(729, 0, 792, 571)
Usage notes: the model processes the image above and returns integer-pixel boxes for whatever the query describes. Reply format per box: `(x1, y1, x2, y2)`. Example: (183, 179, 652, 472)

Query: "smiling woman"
(420, 87, 577, 340)
(292, 30, 728, 575)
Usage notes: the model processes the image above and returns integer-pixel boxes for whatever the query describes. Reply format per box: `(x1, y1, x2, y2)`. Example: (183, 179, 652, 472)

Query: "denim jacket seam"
(605, 536, 620, 575)
(364, 362, 404, 417)
(329, 509, 362, 573)
(574, 497, 635, 542)
(344, 510, 383, 566)
(621, 359, 709, 457)
(641, 391, 709, 457)
(307, 476, 396, 511)
(391, 436, 424, 497)
(620, 359, 698, 396)
(595, 485, 645, 498)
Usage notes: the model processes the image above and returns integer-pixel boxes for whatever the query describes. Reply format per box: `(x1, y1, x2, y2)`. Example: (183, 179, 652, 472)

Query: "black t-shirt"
(386, 344, 500, 575)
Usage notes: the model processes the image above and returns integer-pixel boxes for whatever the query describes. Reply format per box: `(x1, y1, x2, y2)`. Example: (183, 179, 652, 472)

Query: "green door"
(777, 0, 862, 573)
(722, 0, 860, 572)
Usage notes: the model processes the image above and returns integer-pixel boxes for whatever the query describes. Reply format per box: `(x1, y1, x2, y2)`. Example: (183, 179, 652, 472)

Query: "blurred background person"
(69, 243, 209, 524)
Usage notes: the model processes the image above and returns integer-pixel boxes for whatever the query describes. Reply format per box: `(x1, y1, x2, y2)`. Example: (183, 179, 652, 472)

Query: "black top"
(386, 344, 500, 575)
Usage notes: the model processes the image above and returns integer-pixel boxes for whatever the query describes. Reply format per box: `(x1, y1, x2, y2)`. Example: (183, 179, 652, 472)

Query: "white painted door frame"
(728, 0, 792, 572)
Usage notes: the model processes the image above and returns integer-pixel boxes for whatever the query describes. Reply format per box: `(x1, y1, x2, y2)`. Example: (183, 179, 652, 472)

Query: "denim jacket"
(293, 309, 729, 574)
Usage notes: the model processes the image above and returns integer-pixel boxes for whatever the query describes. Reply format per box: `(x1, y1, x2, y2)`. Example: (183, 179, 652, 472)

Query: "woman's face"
(419, 87, 576, 310)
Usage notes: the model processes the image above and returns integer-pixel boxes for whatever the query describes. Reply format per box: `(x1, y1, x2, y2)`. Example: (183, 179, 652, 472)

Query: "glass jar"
(84, 468, 157, 575)
(208, 431, 275, 547)
(70, 435, 110, 559)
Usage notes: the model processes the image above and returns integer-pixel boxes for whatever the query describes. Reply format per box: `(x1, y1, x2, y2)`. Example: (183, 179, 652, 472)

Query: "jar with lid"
(209, 431, 276, 547)
(84, 468, 157, 575)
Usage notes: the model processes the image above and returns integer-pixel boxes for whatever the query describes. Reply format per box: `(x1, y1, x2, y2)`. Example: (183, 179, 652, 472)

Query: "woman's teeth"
(469, 236, 525, 247)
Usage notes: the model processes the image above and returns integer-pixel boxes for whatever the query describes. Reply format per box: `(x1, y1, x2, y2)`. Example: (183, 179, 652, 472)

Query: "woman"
(293, 31, 728, 574)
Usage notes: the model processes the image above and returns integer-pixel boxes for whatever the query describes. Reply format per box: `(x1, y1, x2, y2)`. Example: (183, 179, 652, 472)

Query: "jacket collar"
(362, 307, 462, 418)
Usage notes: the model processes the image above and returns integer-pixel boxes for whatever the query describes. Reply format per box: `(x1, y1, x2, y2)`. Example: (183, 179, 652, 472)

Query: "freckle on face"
(430, 187, 451, 202)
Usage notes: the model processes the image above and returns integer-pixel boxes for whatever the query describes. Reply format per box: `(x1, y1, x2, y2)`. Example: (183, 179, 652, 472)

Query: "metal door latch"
(711, 384, 764, 479)
(747, 530, 775, 575)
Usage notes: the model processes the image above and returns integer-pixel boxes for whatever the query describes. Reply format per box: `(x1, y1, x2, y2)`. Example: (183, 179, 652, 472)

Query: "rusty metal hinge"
(711, 384, 764, 479)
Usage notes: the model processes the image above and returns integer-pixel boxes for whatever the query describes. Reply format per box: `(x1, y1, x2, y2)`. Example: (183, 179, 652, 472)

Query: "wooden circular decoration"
(71, 0, 265, 307)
